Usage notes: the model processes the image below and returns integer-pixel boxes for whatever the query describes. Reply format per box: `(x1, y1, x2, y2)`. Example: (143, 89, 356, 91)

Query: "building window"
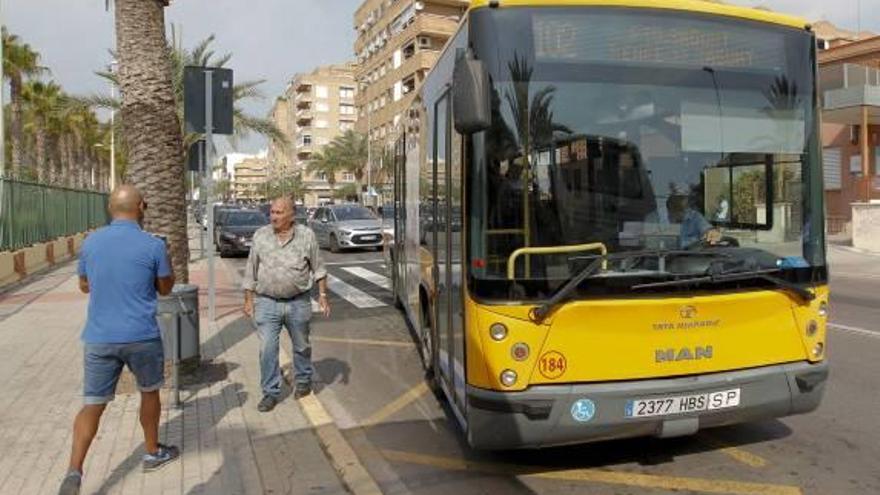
(823, 147, 841, 190)
(315, 85, 329, 98)
(342, 172, 355, 182)
(340, 87, 355, 99)
(315, 119, 329, 129)
(301, 135, 312, 146)
(340, 121, 355, 131)
(340, 104, 355, 116)
(318, 172, 327, 181)
(315, 101, 329, 112)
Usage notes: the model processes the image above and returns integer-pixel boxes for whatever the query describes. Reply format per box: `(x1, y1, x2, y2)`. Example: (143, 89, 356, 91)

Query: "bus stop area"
(0, 222, 877, 494)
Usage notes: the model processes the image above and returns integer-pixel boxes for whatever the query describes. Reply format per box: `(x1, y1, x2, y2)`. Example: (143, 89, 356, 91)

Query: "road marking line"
(327, 275, 386, 308)
(829, 323, 880, 338)
(312, 336, 413, 348)
(362, 382, 430, 427)
(324, 259, 384, 266)
(699, 435, 768, 468)
(380, 449, 802, 495)
(341, 266, 391, 290)
(279, 346, 383, 495)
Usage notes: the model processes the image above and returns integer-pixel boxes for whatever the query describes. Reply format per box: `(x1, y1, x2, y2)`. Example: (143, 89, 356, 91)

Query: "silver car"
(310, 204, 383, 252)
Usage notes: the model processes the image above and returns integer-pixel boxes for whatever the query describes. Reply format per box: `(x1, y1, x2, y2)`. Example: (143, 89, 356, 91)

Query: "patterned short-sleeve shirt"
(242, 224, 326, 299)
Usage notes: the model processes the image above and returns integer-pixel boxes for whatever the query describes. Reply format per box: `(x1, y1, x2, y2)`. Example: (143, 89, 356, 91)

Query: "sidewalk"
(0, 251, 348, 494)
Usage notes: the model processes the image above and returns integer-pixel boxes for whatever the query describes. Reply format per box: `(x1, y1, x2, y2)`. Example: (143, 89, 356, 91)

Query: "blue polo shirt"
(78, 220, 172, 344)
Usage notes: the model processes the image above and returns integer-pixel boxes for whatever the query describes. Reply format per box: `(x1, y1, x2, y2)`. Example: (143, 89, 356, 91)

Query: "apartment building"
(233, 154, 270, 202)
(353, 0, 468, 147)
(270, 63, 359, 206)
(267, 96, 294, 179)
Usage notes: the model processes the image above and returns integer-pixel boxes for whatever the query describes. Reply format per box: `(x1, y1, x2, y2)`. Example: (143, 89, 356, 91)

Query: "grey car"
(310, 204, 383, 252)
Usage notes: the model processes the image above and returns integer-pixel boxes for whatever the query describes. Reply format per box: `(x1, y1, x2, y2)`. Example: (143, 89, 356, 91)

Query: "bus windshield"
(467, 7, 824, 298)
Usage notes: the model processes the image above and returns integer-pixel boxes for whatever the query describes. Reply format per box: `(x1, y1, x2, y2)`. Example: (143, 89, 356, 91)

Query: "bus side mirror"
(452, 54, 491, 134)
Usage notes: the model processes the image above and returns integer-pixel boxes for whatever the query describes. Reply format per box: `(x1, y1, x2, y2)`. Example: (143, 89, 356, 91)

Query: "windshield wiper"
(529, 257, 604, 323)
(529, 249, 735, 323)
(632, 268, 815, 303)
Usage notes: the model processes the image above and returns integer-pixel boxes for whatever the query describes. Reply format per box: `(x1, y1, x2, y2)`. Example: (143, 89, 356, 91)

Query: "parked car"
(212, 206, 239, 245)
(309, 204, 383, 252)
(216, 209, 268, 257)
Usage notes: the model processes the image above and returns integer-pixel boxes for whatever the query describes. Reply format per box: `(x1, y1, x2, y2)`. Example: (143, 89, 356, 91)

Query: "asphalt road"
(223, 244, 880, 495)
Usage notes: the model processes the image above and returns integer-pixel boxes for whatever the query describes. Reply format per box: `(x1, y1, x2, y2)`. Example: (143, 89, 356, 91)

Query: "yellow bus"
(387, 0, 829, 449)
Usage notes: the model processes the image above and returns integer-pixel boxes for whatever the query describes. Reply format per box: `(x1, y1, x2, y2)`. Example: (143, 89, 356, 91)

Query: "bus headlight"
(490, 323, 508, 341)
(812, 342, 825, 358)
(500, 369, 517, 387)
(818, 301, 829, 318)
(511, 343, 529, 361)
(806, 320, 818, 337)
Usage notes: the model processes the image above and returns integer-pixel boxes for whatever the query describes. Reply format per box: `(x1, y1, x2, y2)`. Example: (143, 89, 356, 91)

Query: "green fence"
(0, 178, 110, 251)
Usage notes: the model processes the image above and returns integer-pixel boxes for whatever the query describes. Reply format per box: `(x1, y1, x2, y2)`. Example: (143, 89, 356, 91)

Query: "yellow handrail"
(507, 242, 608, 280)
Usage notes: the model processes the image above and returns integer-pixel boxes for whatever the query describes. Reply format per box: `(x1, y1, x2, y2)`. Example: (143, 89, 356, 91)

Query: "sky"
(2, 0, 877, 154)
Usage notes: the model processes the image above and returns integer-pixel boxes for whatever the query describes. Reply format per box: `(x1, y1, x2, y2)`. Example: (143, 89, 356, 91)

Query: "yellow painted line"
(279, 345, 383, 494)
(380, 449, 803, 495)
(312, 336, 414, 348)
(700, 435, 768, 468)
(362, 382, 430, 427)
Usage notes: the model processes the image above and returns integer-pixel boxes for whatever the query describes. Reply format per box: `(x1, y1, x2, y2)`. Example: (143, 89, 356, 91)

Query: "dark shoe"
(294, 383, 312, 400)
(142, 443, 180, 472)
(257, 394, 278, 412)
(58, 471, 81, 495)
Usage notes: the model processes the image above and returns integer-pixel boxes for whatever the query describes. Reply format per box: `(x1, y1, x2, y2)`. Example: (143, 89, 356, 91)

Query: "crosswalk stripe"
(341, 266, 391, 290)
(327, 274, 387, 308)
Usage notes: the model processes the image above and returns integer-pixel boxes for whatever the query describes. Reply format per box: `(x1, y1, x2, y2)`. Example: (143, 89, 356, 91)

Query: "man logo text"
(655, 346, 713, 363)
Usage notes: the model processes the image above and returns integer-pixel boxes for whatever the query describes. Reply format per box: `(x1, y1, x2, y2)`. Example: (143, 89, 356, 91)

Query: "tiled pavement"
(0, 255, 347, 495)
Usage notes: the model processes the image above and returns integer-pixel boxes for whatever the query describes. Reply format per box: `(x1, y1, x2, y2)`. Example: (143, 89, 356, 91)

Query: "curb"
(279, 345, 384, 495)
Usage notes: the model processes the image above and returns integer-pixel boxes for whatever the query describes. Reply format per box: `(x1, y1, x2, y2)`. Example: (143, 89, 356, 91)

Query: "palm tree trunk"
(10, 76, 24, 179)
(60, 133, 73, 187)
(34, 126, 47, 183)
(115, 0, 188, 282)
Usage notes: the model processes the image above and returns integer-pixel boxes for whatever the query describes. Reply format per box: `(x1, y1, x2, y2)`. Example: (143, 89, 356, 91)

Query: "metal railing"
(0, 178, 110, 251)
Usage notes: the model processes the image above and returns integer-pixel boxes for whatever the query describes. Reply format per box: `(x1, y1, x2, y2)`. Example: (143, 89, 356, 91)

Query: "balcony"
(295, 82, 312, 94)
(820, 63, 880, 124)
(297, 115, 313, 127)
(296, 99, 312, 110)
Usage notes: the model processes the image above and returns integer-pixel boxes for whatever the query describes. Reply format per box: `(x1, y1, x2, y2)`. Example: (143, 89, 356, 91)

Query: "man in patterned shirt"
(242, 196, 330, 412)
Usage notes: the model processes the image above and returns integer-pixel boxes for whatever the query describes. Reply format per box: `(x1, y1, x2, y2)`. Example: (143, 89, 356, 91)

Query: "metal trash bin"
(157, 284, 200, 362)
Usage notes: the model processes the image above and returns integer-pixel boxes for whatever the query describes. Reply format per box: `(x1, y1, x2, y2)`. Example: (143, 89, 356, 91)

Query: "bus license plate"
(624, 388, 741, 418)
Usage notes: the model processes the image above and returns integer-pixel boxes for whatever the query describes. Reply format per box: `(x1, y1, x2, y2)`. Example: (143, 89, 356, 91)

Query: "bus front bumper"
(466, 361, 828, 450)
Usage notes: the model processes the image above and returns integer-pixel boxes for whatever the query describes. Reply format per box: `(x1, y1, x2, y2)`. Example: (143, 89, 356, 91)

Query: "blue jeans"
(254, 293, 313, 397)
(83, 338, 165, 405)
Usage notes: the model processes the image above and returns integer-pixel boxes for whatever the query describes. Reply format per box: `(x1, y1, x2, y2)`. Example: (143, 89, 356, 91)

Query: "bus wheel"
(419, 303, 436, 376)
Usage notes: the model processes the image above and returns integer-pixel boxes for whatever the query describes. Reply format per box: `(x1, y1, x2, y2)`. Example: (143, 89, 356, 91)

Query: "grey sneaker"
(143, 443, 180, 472)
(257, 394, 278, 412)
(58, 471, 81, 495)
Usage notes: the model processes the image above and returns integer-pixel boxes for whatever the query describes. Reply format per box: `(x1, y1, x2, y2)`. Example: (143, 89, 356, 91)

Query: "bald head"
(109, 185, 145, 220)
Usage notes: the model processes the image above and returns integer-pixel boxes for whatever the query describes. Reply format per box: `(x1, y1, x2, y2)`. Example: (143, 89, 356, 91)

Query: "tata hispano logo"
(680, 305, 697, 319)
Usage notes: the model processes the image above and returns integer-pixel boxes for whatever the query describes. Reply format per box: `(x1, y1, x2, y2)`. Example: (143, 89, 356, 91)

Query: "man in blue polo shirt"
(58, 185, 180, 495)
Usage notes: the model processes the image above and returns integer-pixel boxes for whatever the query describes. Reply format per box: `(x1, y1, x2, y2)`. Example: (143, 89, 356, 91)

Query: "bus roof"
(467, 0, 809, 30)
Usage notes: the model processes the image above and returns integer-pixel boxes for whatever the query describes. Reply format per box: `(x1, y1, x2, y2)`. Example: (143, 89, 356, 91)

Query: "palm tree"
(2, 28, 48, 178)
(308, 148, 345, 192)
(22, 80, 62, 183)
(330, 130, 369, 183)
(82, 29, 289, 166)
(113, 0, 189, 282)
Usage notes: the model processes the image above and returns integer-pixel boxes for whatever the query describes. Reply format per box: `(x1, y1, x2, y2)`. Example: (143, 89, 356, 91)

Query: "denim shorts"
(83, 338, 165, 405)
